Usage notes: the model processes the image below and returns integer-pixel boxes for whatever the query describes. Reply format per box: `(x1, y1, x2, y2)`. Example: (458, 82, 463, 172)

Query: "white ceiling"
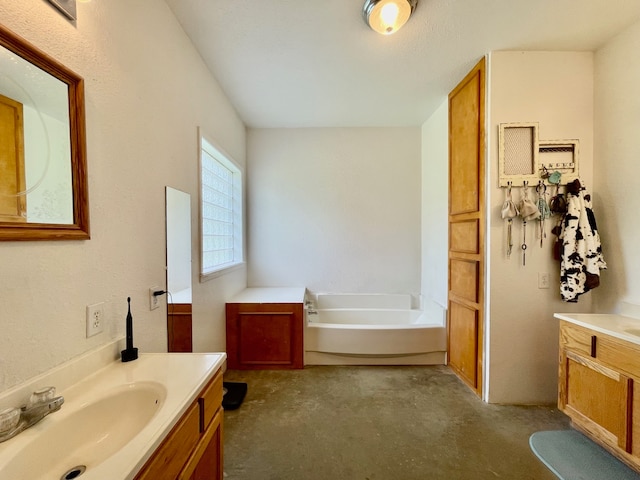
(165, 0, 640, 128)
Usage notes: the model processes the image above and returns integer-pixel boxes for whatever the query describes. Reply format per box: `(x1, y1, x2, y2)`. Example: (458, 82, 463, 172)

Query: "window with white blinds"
(199, 134, 243, 278)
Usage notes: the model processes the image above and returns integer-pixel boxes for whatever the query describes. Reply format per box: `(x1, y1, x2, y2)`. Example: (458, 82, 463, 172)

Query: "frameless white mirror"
(0, 24, 89, 240)
(166, 187, 192, 304)
(166, 187, 193, 352)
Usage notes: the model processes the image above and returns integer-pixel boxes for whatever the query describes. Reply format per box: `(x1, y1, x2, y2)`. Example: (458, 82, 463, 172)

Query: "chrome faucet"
(0, 387, 64, 443)
(305, 299, 317, 315)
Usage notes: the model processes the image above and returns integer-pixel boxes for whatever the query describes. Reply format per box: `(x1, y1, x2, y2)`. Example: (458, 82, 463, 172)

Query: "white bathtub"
(305, 294, 446, 365)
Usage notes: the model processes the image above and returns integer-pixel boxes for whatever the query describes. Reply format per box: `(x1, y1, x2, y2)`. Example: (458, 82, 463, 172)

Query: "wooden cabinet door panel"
(192, 410, 223, 480)
(238, 313, 294, 365)
(226, 302, 304, 369)
(448, 301, 478, 388)
(563, 351, 630, 451)
(180, 409, 223, 480)
(633, 382, 640, 457)
(450, 219, 479, 254)
(450, 259, 479, 303)
(135, 403, 200, 480)
(449, 74, 481, 215)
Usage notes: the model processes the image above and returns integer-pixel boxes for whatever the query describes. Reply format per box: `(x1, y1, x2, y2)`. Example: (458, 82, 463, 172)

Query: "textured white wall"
(593, 20, 640, 313)
(487, 51, 595, 404)
(246, 128, 421, 295)
(0, 0, 246, 391)
(421, 101, 448, 319)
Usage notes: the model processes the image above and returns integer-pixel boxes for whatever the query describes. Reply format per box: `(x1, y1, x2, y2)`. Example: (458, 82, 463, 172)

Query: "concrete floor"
(222, 365, 569, 480)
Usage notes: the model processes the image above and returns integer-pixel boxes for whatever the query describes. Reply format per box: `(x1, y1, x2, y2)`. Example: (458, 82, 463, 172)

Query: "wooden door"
(0, 93, 26, 222)
(447, 58, 485, 396)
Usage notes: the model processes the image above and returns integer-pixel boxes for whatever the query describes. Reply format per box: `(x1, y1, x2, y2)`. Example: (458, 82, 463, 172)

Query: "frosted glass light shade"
(363, 0, 417, 35)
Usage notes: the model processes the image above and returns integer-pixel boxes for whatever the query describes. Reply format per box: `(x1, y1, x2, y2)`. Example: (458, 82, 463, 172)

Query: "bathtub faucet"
(0, 386, 64, 443)
(305, 299, 318, 316)
(306, 303, 318, 319)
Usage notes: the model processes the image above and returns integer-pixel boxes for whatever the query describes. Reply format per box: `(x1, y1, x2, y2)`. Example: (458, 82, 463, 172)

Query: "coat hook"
(536, 181, 546, 194)
(540, 165, 550, 179)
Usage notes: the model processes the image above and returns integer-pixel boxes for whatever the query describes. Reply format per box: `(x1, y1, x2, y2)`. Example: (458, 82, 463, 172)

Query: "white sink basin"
(0, 351, 225, 480)
(0, 382, 165, 480)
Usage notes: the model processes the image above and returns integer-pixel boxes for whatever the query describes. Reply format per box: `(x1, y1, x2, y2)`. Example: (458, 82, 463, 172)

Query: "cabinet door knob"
(590, 335, 597, 357)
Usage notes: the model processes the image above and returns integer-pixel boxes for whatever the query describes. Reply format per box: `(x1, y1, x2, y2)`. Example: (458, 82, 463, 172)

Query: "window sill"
(200, 262, 245, 283)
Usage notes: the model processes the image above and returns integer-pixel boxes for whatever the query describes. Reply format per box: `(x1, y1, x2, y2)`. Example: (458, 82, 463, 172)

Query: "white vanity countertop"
(555, 312, 640, 346)
(0, 352, 226, 480)
(227, 287, 306, 304)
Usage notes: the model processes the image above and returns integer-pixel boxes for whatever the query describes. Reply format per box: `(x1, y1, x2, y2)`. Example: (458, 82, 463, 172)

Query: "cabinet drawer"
(179, 408, 223, 480)
(597, 336, 640, 379)
(560, 321, 594, 357)
(200, 371, 223, 431)
(135, 403, 200, 480)
(562, 321, 640, 378)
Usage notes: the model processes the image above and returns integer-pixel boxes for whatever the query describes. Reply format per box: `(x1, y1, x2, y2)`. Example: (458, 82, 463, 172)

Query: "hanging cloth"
(518, 184, 541, 221)
(501, 183, 519, 258)
(559, 181, 607, 302)
(518, 184, 540, 265)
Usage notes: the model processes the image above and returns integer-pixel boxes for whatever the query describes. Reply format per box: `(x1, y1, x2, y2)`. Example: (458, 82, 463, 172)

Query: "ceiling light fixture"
(362, 0, 418, 35)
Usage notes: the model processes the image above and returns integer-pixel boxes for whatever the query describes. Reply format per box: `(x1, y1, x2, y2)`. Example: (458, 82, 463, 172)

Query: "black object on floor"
(222, 382, 248, 410)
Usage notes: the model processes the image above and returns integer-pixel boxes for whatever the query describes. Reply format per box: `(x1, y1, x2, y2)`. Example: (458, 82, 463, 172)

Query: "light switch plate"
(538, 272, 550, 289)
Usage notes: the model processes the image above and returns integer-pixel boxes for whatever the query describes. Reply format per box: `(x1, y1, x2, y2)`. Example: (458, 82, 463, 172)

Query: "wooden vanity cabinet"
(558, 321, 640, 471)
(134, 369, 224, 480)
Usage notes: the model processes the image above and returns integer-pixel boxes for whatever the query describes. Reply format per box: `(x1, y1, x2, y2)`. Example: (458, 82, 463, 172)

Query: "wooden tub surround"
(226, 288, 305, 370)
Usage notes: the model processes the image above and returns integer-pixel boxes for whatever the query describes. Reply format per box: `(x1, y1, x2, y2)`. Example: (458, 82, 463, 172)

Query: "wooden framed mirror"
(0, 23, 89, 240)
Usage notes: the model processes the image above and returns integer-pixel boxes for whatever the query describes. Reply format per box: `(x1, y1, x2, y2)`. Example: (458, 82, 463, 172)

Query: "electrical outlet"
(538, 272, 550, 289)
(149, 286, 160, 310)
(86, 302, 105, 337)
